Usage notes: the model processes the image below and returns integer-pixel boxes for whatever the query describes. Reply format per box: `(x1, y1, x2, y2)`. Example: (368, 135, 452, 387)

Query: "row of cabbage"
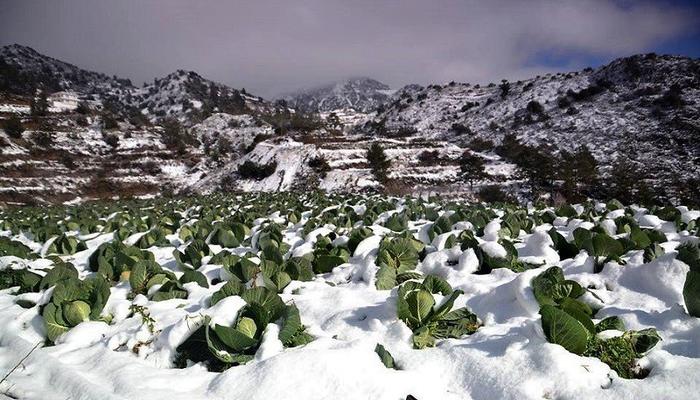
(0, 193, 699, 378)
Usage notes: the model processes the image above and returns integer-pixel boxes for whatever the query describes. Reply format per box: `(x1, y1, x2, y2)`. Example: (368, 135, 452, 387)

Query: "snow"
(0, 103, 30, 114)
(0, 200, 697, 399)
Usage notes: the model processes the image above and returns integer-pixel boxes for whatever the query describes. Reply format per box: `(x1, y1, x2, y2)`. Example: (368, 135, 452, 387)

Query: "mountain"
(360, 53, 700, 199)
(282, 77, 394, 113)
(0, 44, 280, 125)
(129, 69, 280, 124)
(1, 45, 698, 205)
(0, 44, 133, 96)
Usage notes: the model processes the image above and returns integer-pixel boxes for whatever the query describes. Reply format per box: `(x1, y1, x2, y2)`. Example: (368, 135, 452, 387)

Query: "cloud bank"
(1, 0, 697, 97)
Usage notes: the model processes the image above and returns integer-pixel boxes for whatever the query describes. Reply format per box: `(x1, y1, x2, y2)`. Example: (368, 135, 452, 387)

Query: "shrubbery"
(450, 123, 470, 135)
(3, 115, 24, 138)
(308, 156, 331, 178)
(33, 130, 54, 147)
(478, 185, 514, 203)
(238, 160, 277, 180)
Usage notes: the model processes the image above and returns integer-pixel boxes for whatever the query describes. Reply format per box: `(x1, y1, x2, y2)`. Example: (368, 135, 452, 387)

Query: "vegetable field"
(0, 193, 699, 400)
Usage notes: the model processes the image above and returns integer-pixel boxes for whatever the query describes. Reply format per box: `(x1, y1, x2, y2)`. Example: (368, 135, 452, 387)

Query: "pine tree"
(326, 112, 341, 132)
(3, 115, 24, 138)
(559, 145, 598, 201)
(458, 151, 487, 188)
(607, 157, 638, 203)
(367, 142, 391, 183)
(517, 144, 556, 197)
(30, 90, 49, 116)
(499, 80, 510, 99)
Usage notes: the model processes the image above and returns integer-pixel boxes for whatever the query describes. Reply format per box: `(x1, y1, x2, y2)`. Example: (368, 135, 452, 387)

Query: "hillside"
(1, 45, 698, 205)
(361, 53, 700, 201)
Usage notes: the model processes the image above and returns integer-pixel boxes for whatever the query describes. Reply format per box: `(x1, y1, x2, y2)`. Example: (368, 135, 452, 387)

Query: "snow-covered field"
(0, 194, 699, 400)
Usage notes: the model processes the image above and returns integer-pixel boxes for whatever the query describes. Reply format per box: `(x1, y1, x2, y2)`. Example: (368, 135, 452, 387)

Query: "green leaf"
(129, 262, 149, 292)
(380, 238, 419, 271)
(278, 304, 311, 347)
(433, 309, 480, 338)
(431, 289, 463, 321)
(213, 323, 258, 352)
(39, 263, 78, 290)
(559, 298, 595, 334)
(375, 264, 397, 290)
(43, 302, 70, 342)
(240, 287, 286, 321)
(677, 243, 700, 271)
(374, 344, 397, 369)
(532, 266, 565, 306)
(86, 276, 111, 320)
(626, 328, 661, 355)
(211, 279, 244, 305)
(180, 269, 209, 288)
(236, 317, 257, 339)
(412, 326, 435, 349)
(592, 233, 624, 258)
(270, 271, 291, 292)
(314, 255, 346, 274)
(146, 274, 169, 290)
(629, 227, 651, 249)
(595, 316, 626, 333)
(683, 270, 700, 317)
(63, 300, 91, 326)
(573, 228, 593, 254)
(539, 305, 589, 355)
(422, 275, 452, 295)
(213, 227, 239, 248)
(204, 323, 235, 363)
(406, 289, 435, 325)
(396, 271, 423, 284)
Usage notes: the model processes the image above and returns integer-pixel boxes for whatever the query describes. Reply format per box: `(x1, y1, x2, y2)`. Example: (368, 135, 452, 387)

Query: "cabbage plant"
(42, 275, 111, 342)
(533, 267, 661, 378)
(88, 240, 155, 281)
(678, 243, 700, 317)
(375, 236, 424, 290)
(176, 287, 312, 370)
(397, 275, 479, 349)
(46, 233, 87, 255)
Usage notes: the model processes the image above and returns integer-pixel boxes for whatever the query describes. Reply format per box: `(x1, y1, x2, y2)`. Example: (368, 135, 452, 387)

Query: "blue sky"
(526, 0, 699, 70)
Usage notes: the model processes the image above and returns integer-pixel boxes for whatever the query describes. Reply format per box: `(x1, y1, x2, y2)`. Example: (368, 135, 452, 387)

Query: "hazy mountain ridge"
(281, 77, 393, 113)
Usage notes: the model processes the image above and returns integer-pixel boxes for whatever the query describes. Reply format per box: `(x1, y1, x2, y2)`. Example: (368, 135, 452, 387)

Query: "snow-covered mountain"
(363, 53, 699, 191)
(129, 70, 279, 124)
(1, 45, 698, 205)
(0, 44, 133, 96)
(0, 44, 281, 125)
(282, 78, 394, 113)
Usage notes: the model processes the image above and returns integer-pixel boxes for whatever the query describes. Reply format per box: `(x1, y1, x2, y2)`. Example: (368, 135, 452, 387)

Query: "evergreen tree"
(517, 144, 557, 196)
(606, 157, 638, 203)
(366, 142, 391, 183)
(458, 151, 487, 188)
(30, 90, 49, 116)
(499, 80, 510, 99)
(3, 115, 24, 138)
(326, 112, 342, 132)
(495, 133, 524, 160)
(208, 83, 219, 108)
(559, 145, 598, 201)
